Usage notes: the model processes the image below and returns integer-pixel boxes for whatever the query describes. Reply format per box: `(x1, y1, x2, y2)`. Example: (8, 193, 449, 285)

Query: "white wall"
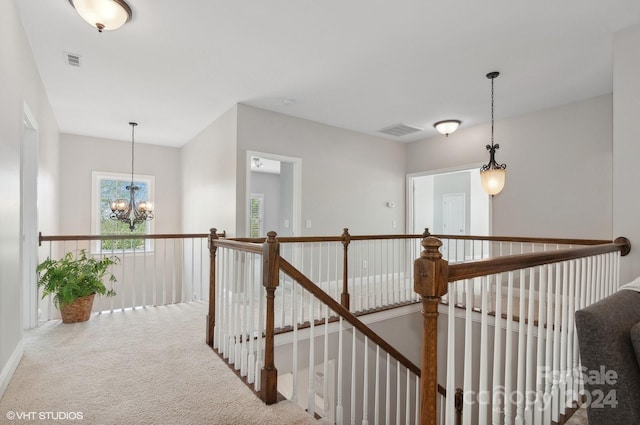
(181, 106, 237, 235)
(236, 104, 406, 236)
(613, 24, 640, 284)
(407, 95, 613, 239)
(0, 0, 59, 397)
(59, 134, 182, 234)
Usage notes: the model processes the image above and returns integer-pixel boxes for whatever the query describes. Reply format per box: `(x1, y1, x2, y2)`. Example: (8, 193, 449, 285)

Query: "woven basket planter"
(60, 293, 96, 324)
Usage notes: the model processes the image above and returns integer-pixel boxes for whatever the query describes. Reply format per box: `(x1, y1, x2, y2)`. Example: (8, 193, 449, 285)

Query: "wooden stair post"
(261, 231, 280, 404)
(341, 227, 351, 310)
(206, 228, 218, 347)
(414, 236, 449, 425)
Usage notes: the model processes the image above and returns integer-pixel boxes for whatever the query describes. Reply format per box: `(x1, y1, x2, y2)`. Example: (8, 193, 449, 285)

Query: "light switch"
(305, 219, 312, 229)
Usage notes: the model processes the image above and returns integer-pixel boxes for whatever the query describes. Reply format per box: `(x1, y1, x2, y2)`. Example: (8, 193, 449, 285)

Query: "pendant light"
(109, 122, 154, 231)
(480, 71, 507, 196)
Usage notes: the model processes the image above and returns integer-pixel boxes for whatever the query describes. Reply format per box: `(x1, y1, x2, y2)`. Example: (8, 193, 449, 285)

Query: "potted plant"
(36, 249, 118, 323)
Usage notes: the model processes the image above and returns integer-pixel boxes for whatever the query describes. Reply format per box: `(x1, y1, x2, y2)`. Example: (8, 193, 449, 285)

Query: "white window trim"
(91, 170, 156, 254)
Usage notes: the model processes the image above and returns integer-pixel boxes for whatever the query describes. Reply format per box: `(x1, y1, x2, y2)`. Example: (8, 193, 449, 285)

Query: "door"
(442, 193, 466, 235)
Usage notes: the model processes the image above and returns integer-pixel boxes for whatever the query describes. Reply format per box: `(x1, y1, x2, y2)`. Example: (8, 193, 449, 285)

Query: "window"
(249, 193, 264, 238)
(92, 171, 155, 252)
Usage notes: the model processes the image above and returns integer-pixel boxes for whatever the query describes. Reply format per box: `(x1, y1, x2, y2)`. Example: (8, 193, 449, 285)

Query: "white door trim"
(21, 102, 39, 329)
(245, 150, 302, 237)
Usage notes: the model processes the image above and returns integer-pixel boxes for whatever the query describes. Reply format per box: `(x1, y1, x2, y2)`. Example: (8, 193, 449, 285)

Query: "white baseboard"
(0, 340, 24, 399)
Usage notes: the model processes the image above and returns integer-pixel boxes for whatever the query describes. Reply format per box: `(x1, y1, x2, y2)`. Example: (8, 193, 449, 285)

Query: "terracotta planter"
(60, 293, 96, 324)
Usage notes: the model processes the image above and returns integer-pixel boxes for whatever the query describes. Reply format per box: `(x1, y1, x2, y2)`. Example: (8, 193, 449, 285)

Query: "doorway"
(407, 165, 490, 236)
(246, 151, 302, 238)
(21, 103, 39, 329)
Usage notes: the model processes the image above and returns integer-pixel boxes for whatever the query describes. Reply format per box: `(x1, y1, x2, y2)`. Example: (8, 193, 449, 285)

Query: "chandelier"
(109, 122, 154, 231)
(480, 71, 507, 196)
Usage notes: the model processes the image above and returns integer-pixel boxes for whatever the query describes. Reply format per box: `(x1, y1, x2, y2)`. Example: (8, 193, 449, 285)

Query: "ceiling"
(15, 0, 640, 147)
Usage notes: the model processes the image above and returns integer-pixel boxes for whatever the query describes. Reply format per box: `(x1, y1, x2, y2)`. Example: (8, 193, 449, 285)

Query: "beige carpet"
(0, 302, 318, 425)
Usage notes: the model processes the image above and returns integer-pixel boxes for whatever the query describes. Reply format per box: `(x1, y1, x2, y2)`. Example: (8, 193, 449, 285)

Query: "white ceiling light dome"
(68, 0, 132, 32)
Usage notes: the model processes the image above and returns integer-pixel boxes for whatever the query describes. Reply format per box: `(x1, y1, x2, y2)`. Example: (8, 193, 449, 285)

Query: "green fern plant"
(36, 250, 118, 307)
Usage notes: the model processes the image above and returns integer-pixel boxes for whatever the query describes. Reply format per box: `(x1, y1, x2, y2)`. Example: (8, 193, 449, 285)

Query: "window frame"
(91, 170, 155, 254)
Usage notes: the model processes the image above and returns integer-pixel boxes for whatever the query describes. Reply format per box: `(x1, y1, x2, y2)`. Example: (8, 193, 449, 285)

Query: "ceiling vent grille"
(378, 123, 423, 137)
(65, 52, 81, 67)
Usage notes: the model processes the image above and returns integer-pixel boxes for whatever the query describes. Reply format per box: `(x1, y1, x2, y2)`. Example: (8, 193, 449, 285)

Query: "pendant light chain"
(491, 76, 495, 147)
(130, 122, 136, 186)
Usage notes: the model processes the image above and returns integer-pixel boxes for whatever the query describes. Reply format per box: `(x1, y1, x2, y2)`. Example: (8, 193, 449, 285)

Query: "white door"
(442, 193, 466, 235)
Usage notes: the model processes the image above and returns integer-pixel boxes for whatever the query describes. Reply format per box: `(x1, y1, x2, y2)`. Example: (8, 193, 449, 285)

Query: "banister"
(39, 231, 226, 246)
(212, 238, 263, 254)
(279, 258, 421, 377)
(448, 239, 631, 282)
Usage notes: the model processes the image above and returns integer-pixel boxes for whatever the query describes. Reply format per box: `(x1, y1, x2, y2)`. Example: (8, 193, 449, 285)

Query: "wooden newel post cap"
(342, 228, 351, 246)
(423, 228, 431, 238)
(266, 230, 278, 243)
(208, 228, 218, 251)
(414, 236, 448, 298)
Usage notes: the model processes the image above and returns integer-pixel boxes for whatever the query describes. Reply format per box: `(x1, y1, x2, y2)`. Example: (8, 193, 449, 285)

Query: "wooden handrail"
(448, 238, 631, 282)
(279, 258, 421, 377)
(212, 238, 263, 254)
(39, 231, 226, 245)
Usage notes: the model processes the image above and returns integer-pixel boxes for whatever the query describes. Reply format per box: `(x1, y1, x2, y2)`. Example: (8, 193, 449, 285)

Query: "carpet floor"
(0, 302, 318, 425)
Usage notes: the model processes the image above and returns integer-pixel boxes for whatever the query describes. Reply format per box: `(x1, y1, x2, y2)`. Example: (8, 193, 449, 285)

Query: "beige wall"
(0, 0, 59, 397)
(236, 104, 407, 236)
(613, 24, 640, 283)
(59, 134, 182, 234)
(407, 94, 613, 240)
(180, 105, 237, 235)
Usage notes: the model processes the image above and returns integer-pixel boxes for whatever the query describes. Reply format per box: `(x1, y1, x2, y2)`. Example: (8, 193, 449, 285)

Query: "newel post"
(414, 236, 449, 425)
(206, 228, 219, 347)
(341, 228, 351, 310)
(261, 231, 280, 405)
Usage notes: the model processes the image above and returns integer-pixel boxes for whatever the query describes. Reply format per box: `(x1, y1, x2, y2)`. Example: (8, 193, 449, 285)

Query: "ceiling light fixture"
(251, 157, 264, 169)
(68, 0, 132, 33)
(433, 120, 461, 137)
(109, 122, 154, 231)
(480, 71, 507, 196)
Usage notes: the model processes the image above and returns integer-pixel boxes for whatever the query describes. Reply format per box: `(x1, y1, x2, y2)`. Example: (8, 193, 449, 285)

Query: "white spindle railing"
(38, 234, 211, 320)
(439, 251, 621, 424)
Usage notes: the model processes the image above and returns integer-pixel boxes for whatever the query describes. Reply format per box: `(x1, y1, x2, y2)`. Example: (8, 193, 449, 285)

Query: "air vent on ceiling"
(64, 52, 81, 67)
(378, 123, 424, 137)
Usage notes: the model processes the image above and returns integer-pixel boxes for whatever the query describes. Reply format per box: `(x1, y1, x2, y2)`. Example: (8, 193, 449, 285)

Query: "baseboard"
(0, 340, 24, 399)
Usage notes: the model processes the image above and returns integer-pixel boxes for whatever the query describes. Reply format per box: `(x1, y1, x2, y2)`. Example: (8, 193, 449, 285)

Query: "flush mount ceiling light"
(480, 71, 507, 196)
(68, 0, 132, 32)
(433, 120, 461, 137)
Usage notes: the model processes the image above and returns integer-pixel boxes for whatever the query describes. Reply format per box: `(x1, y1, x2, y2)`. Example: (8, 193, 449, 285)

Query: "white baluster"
(323, 305, 330, 418)
(374, 346, 380, 425)
(534, 266, 547, 425)
(463, 279, 473, 425)
(362, 337, 369, 425)
(503, 271, 514, 425)
(241, 252, 249, 377)
(395, 361, 401, 425)
(524, 267, 536, 424)
(247, 253, 256, 384)
(551, 263, 562, 422)
(351, 328, 357, 425)
(478, 276, 489, 425)
(336, 318, 344, 425)
(492, 273, 503, 425)
(415, 375, 419, 425)
(515, 270, 526, 425)
(308, 295, 316, 417)
(290, 277, 298, 400)
(405, 368, 411, 425)
(386, 353, 391, 425)
(558, 262, 569, 417)
(446, 282, 457, 424)
(565, 260, 576, 409)
(543, 264, 554, 424)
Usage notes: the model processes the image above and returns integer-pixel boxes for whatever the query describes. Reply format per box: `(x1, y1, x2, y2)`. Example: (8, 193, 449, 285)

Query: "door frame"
(21, 102, 39, 329)
(245, 150, 302, 237)
(406, 163, 492, 235)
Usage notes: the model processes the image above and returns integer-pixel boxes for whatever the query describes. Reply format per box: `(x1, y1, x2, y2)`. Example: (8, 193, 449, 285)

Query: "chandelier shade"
(109, 122, 154, 231)
(433, 120, 461, 137)
(68, 0, 132, 32)
(480, 71, 507, 196)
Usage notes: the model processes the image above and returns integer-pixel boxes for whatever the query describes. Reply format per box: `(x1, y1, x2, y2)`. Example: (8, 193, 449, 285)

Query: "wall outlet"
(305, 219, 312, 228)
(284, 219, 290, 228)
(392, 219, 397, 228)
